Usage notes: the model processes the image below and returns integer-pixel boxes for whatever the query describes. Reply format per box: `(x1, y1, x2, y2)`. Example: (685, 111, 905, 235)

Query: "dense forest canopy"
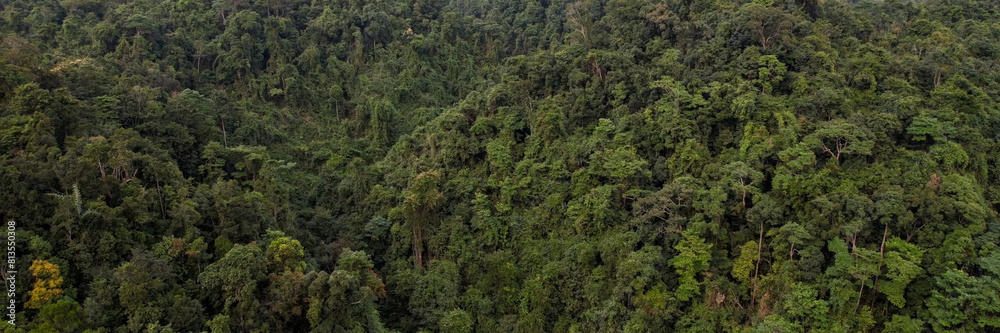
(2, 0, 1000, 331)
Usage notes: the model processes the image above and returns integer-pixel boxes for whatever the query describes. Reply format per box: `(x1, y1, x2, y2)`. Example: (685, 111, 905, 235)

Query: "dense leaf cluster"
(2, 0, 1000, 331)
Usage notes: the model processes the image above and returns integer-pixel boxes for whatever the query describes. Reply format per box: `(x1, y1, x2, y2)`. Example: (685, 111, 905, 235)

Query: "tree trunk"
(754, 221, 764, 278)
(221, 118, 229, 148)
(873, 224, 890, 291)
(413, 223, 424, 268)
(879, 224, 888, 260)
(855, 281, 865, 311)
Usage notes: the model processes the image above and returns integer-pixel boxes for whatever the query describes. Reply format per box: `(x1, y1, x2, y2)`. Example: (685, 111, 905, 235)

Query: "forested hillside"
(2, 0, 1000, 331)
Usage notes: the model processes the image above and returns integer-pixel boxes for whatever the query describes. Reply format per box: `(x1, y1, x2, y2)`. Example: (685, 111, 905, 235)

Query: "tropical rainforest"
(1, 0, 1000, 331)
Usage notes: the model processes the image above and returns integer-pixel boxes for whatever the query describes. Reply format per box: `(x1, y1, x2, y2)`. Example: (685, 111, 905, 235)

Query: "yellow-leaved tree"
(26, 260, 64, 309)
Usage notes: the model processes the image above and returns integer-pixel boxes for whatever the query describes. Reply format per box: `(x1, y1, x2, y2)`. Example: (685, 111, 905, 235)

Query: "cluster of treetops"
(2, 0, 1000, 331)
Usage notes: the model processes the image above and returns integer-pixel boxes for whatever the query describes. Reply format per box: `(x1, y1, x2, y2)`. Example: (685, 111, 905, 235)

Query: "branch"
(97, 160, 107, 180)
(821, 145, 837, 160)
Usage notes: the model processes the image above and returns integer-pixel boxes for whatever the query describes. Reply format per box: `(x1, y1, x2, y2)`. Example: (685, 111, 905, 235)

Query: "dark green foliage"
(2, 0, 1000, 331)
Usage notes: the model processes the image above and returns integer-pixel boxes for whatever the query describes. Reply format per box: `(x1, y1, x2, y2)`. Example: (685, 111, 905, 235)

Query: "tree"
(768, 222, 811, 260)
(304, 250, 386, 332)
(802, 121, 874, 162)
(264, 230, 305, 274)
(198, 244, 266, 331)
(722, 161, 764, 207)
(401, 170, 444, 268)
(756, 55, 787, 94)
(668, 228, 712, 302)
(27, 260, 64, 310)
(33, 298, 90, 333)
(3, 0, 1000, 330)
(825, 239, 879, 314)
(115, 252, 175, 331)
(877, 238, 924, 308)
(782, 283, 830, 330)
(883, 315, 925, 333)
(925, 269, 1000, 331)
(741, 2, 794, 49)
(732, 241, 758, 284)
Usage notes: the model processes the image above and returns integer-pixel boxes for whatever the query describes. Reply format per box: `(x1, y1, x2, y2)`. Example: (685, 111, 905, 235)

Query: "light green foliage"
(825, 238, 880, 316)
(769, 222, 811, 260)
(878, 238, 925, 308)
(265, 230, 306, 273)
(783, 283, 829, 327)
(668, 229, 712, 302)
(925, 269, 1000, 331)
(756, 55, 787, 94)
(401, 170, 444, 268)
(731, 241, 758, 283)
(883, 315, 925, 333)
(598, 146, 649, 182)
(906, 114, 955, 142)
(940, 174, 991, 231)
(929, 141, 969, 170)
(567, 185, 617, 235)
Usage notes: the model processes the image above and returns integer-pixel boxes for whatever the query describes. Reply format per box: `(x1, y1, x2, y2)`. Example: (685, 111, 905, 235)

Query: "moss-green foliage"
(2, 0, 1000, 331)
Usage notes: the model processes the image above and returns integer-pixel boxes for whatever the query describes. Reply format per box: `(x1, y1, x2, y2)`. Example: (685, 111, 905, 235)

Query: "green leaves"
(756, 55, 787, 94)
(4, 0, 1000, 331)
(801, 121, 875, 162)
(929, 141, 969, 170)
(878, 238, 925, 308)
(401, 170, 444, 268)
(721, 161, 763, 207)
(782, 283, 830, 327)
(304, 250, 386, 333)
(599, 146, 650, 182)
(883, 315, 924, 333)
(265, 230, 305, 274)
(925, 269, 1000, 331)
(409, 259, 461, 331)
(198, 244, 266, 330)
(907, 115, 955, 142)
(731, 241, 758, 283)
(668, 229, 712, 302)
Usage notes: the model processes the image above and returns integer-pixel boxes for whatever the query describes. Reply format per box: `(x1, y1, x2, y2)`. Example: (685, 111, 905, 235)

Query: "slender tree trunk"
(755, 221, 764, 279)
(221, 118, 229, 148)
(873, 223, 890, 291)
(414, 223, 424, 268)
(855, 281, 865, 311)
(879, 224, 889, 260)
(752, 220, 764, 308)
(156, 178, 166, 219)
(98, 160, 107, 179)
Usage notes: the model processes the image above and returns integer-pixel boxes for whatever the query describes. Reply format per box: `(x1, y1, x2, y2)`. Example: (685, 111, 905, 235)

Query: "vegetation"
(2, 0, 1000, 331)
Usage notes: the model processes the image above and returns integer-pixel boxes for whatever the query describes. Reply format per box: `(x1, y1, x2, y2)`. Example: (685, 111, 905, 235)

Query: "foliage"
(2, 0, 1000, 331)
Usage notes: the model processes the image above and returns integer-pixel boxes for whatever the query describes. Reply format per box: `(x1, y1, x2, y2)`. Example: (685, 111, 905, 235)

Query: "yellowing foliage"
(26, 259, 64, 309)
